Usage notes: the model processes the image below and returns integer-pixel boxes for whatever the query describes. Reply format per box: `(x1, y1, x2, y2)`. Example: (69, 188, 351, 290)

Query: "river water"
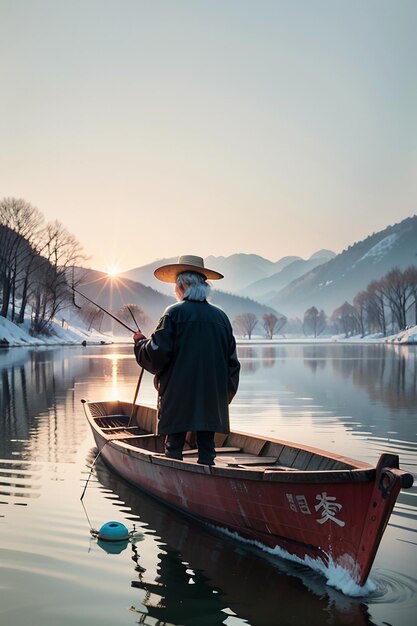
(0, 343, 416, 626)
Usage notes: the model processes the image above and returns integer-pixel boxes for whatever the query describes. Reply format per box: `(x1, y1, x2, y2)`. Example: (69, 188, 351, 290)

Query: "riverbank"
(239, 325, 417, 345)
(1, 315, 416, 348)
(0, 315, 115, 347)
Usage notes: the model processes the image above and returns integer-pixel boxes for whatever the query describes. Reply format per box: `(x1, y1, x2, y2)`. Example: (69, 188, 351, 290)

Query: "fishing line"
(80, 441, 110, 536)
(80, 402, 142, 544)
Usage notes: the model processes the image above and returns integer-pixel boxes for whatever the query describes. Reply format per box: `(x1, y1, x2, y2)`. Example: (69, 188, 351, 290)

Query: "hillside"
(76, 268, 280, 332)
(209, 290, 280, 322)
(122, 257, 177, 296)
(243, 253, 334, 302)
(269, 216, 417, 317)
(75, 269, 173, 332)
(205, 254, 299, 293)
(120, 252, 333, 295)
(122, 253, 297, 295)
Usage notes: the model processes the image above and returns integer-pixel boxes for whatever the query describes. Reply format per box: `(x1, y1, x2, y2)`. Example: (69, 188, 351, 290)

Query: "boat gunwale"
(84, 400, 377, 483)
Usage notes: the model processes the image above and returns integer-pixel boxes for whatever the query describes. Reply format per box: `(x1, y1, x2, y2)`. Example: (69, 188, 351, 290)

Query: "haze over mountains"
(76, 269, 279, 332)
(121, 250, 335, 296)
(242, 252, 335, 302)
(80, 215, 417, 328)
(269, 215, 417, 317)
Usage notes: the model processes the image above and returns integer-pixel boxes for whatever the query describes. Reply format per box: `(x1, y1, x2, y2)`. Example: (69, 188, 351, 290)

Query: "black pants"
(165, 431, 216, 465)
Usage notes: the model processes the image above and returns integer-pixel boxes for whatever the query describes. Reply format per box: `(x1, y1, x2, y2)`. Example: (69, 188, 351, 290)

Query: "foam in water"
(212, 525, 377, 597)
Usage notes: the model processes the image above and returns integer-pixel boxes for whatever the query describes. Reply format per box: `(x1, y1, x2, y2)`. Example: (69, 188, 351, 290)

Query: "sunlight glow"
(107, 266, 119, 277)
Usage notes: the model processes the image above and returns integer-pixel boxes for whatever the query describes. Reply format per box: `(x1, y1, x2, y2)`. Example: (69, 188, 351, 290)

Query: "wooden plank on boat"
(292, 449, 313, 470)
(223, 456, 277, 466)
(183, 446, 242, 456)
(261, 441, 286, 458)
(151, 454, 212, 474)
(305, 454, 349, 470)
(95, 414, 129, 425)
(108, 433, 156, 441)
(225, 432, 266, 456)
(210, 464, 265, 479)
(214, 433, 228, 447)
(102, 426, 141, 431)
(277, 445, 301, 468)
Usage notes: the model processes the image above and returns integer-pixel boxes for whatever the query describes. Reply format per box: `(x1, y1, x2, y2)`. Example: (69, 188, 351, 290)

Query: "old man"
(133, 255, 240, 465)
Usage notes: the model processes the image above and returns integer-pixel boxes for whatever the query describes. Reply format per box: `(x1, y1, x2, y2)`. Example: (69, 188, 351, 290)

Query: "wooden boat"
(83, 399, 414, 587)
(94, 453, 375, 624)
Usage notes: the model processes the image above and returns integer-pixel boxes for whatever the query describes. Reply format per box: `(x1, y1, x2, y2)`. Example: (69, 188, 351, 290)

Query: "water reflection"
(237, 344, 417, 415)
(0, 348, 89, 461)
(303, 346, 327, 374)
(239, 346, 260, 375)
(329, 345, 417, 413)
(259, 346, 274, 368)
(94, 457, 377, 626)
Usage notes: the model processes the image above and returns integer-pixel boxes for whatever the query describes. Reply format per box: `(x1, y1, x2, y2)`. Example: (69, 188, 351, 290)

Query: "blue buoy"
(97, 521, 130, 542)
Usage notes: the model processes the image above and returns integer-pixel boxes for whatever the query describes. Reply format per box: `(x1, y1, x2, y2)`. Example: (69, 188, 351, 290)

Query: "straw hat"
(154, 255, 224, 283)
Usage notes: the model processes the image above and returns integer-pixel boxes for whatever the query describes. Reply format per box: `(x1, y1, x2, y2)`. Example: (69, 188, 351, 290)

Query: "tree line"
(330, 267, 417, 337)
(232, 311, 287, 339)
(232, 266, 417, 339)
(0, 197, 85, 334)
(300, 267, 417, 338)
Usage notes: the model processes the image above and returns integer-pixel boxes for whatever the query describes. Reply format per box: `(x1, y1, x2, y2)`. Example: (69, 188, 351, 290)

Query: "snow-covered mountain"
(242, 253, 335, 302)
(122, 253, 300, 295)
(94, 213, 417, 322)
(205, 254, 300, 293)
(269, 215, 417, 318)
(121, 252, 332, 296)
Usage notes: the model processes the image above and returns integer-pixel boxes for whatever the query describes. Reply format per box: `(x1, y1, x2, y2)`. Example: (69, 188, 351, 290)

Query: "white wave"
(210, 524, 377, 597)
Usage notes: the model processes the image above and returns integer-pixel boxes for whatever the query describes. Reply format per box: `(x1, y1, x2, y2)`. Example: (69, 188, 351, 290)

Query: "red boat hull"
(85, 400, 413, 587)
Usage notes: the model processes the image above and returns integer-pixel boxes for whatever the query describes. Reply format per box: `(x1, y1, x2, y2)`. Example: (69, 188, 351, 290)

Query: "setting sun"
(107, 266, 119, 277)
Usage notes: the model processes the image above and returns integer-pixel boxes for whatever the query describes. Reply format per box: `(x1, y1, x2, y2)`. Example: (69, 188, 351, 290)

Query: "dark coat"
(134, 298, 240, 435)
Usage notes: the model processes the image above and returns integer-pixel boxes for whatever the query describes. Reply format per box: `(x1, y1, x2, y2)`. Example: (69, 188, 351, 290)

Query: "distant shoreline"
(1, 313, 416, 349)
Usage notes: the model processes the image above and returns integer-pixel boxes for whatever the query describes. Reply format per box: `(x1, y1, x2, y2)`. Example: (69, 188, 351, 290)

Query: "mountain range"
(75, 268, 279, 333)
(268, 215, 417, 317)
(121, 250, 335, 297)
(79, 214, 417, 328)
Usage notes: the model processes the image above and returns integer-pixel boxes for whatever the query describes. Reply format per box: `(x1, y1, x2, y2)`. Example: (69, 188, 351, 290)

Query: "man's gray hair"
(176, 271, 211, 301)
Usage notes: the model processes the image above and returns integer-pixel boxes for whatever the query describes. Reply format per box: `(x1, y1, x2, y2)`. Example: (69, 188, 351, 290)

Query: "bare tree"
(115, 304, 151, 335)
(30, 221, 85, 334)
(404, 266, 417, 326)
(365, 280, 387, 335)
(233, 312, 258, 339)
(380, 268, 413, 331)
(303, 306, 326, 337)
(353, 291, 370, 338)
(262, 312, 287, 339)
(331, 302, 360, 337)
(0, 198, 44, 320)
(78, 302, 105, 332)
(316, 309, 327, 336)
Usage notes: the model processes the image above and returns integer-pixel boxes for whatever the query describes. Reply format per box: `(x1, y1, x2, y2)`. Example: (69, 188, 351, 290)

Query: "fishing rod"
(70, 286, 140, 334)
(127, 305, 141, 332)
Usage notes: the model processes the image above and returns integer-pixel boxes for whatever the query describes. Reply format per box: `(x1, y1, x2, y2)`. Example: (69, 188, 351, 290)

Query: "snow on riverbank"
(1, 315, 416, 348)
(0, 315, 126, 347)
(238, 325, 417, 345)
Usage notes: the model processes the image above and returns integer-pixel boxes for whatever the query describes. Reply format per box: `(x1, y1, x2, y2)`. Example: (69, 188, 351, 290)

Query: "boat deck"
(96, 416, 286, 468)
(91, 408, 361, 472)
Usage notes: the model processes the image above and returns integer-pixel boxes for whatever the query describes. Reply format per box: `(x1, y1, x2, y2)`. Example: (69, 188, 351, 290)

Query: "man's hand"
(133, 332, 146, 342)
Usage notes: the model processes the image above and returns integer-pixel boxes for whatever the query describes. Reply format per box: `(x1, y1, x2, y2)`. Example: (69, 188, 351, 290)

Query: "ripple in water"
(365, 569, 417, 605)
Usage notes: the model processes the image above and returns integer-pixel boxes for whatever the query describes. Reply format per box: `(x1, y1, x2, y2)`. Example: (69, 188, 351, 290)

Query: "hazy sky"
(1, 0, 416, 272)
